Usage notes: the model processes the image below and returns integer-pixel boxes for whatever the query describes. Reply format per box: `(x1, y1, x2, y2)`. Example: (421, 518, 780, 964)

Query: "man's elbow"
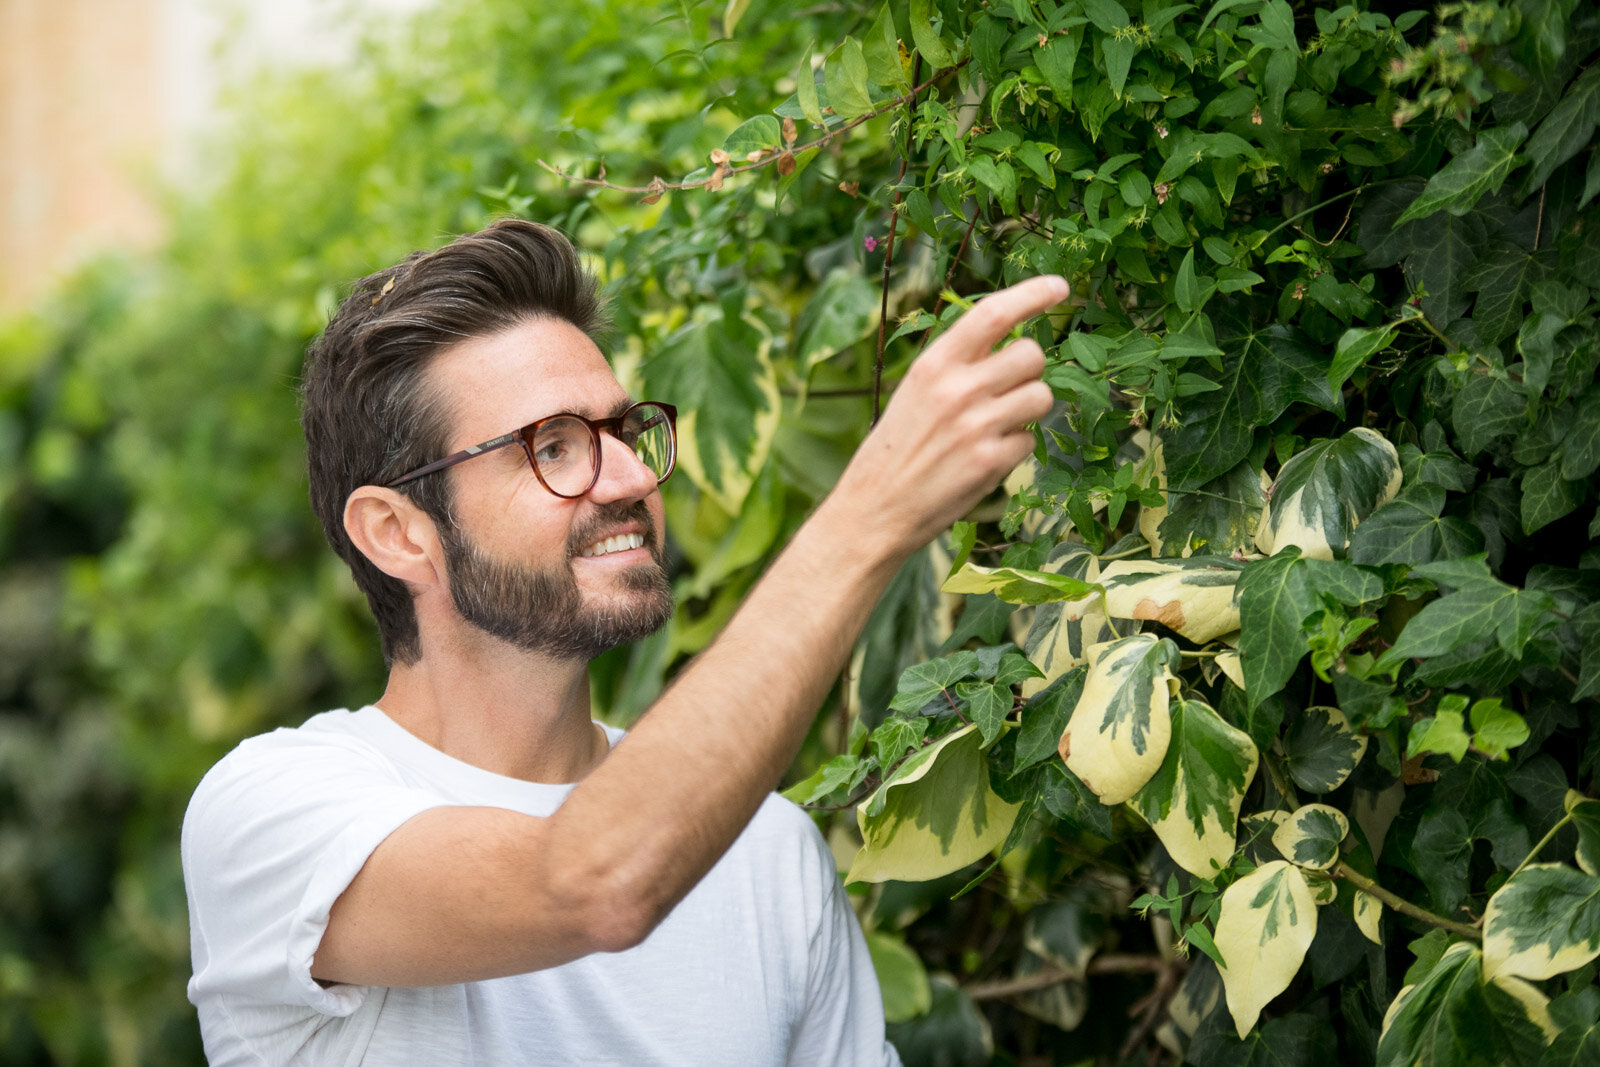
(550, 857, 670, 956)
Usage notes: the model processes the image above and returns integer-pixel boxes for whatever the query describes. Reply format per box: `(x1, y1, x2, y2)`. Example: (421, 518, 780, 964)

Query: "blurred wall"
(0, 0, 435, 316)
(0, 0, 167, 314)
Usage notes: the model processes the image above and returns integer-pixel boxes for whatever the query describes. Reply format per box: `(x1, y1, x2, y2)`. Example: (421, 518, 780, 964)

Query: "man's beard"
(438, 500, 673, 661)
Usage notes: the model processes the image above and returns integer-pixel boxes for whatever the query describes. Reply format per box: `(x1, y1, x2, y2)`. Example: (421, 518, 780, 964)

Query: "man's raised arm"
(310, 275, 1068, 987)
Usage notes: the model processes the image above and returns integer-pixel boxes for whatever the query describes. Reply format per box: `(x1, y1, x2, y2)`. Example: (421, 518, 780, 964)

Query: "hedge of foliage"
(1, 0, 1597, 1063)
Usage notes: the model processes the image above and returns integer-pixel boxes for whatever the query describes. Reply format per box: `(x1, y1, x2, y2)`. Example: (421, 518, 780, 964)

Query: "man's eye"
(535, 443, 567, 464)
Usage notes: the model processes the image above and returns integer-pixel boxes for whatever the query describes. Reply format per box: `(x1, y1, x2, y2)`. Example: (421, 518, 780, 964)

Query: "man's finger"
(935, 275, 1070, 363)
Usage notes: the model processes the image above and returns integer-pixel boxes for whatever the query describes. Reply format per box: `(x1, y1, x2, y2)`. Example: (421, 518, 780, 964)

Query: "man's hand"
(831, 275, 1068, 557)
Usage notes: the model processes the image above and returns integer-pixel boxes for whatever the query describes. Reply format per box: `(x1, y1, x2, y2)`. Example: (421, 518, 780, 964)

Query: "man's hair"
(301, 219, 607, 665)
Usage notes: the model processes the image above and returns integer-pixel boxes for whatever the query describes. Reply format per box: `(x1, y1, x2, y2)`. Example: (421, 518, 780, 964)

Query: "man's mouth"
(578, 532, 646, 558)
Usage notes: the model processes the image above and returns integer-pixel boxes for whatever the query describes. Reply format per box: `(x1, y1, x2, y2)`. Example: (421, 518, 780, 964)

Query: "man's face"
(421, 317, 673, 660)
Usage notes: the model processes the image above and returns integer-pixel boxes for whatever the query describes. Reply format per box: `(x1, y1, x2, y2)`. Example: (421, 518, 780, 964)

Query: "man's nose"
(587, 432, 660, 503)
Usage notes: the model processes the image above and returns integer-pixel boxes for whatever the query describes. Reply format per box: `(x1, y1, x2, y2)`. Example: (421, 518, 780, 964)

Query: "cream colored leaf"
(1271, 803, 1350, 871)
(1020, 545, 1108, 698)
(1099, 558, 1244, 643)
(1482, 863, 1600, 981)
(1215, 860, 1318, 1039)
(1353, 889, 1383, 944)
(1060, 635, 1180, 804)
(1216, 650, 1245, 689)
(1255, 427, 1402, 560)
(848, 724, 1022, 884)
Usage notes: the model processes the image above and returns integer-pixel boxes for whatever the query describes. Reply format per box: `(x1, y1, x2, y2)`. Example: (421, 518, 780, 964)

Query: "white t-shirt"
(182, 706, 901, 1066)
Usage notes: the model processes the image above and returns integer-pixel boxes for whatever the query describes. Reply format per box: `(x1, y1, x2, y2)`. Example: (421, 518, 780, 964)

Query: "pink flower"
(864, 235, 879, 252)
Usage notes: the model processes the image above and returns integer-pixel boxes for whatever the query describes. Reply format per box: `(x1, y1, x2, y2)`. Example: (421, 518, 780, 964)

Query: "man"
(182, 218, 1064, 1064)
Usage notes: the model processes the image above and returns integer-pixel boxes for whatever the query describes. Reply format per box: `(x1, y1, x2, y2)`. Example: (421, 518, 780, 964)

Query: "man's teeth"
(580, 533, 645, 558)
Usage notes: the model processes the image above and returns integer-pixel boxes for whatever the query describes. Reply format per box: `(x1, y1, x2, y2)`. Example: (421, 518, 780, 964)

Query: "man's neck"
(373, 634, 608, 784)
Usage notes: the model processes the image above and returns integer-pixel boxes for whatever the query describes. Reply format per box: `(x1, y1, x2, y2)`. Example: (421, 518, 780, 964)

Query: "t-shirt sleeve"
(785, 817, 905, 1067)
(182, 730, 446, 1017)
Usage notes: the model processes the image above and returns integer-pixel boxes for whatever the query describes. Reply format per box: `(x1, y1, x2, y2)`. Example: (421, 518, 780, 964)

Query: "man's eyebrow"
(603, 397, 635, 420)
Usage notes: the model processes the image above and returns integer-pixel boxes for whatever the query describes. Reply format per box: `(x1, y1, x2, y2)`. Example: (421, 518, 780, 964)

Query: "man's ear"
(344, 486, 445, 588)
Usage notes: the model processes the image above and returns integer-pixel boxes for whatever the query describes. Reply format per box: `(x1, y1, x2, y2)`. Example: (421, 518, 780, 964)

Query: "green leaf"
(1131, 697, 1259, 877)
(1561, 390, 1600, 480)
(871, 715, 930, 766)
(1255, 428, 1404, 560)
(1574, 603, 1600, 702)
(943, 561, 1102, 604)
(1014, 669, 1084, 772)
(1165, 326, 1344, 492)
(1406, 708, 1471, 762)
(1236, 548, 1315, 710)
(1103, 35, 1138, 98)
(793, 268, 878, 381)
(1406, 210, 1488, 326)
(1451, 374, 1528, 457)
(1157, 458, 1270, 557)
(1061, 634, 1181, 805)
(1214, 860, 1318, 1039)
(643, 305, 780, 513)
(860, 2, 908, 89)
(1546, 987, 1600, 1066)
(890, 650, 980, 713)
(1378, 942, 1555, 1066)
(722, 115, 782, 157)
(1395, 124, 1529, 225)
(796, 42, 824, 126)
(1522, 66, 1600, 193)
(1271, 803, 1349, 871)
(1035, 32, 1080, 101)
(849, 723, 1023, 883)
(1465, 246, 1550, 346)
(1521, 458, 1586, 534)
(1082, 0, 1131, 32)
(1098, 557, 1244, 644)
(866, 931, 933, 1022)
(1376, 561, 1557, 671)
(1469, 698, 1529, 760)
(823, 37, 873, 119)
(907, 0, 954, 68)
(1282, 705, 1368, 793)
(1348, 485, 1485, 567)
(1565, 791, 1600, 877)
(1328, 323, 1399, 391)
(1483, 864, 1600, 981)
(956, 680, 1013, 748)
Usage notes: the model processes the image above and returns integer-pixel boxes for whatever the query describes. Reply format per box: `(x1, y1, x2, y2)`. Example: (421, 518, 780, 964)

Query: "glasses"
(387, 401, 677, 498)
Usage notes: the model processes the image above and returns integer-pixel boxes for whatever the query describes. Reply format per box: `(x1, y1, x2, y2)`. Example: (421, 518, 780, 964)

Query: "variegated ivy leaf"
(1130, 698, 1259, 877)
(1305, 871, 1338, 905)
(1354, 889, 1384, 944)
(1099, 557, 1245, 644)
(1482, 863, 1600, 982)
(643, 305, 781, 514)
(1282, 705, 1368, 793)
(1060, 635, 1181, 805)
(1378, 942, 1556, 1066)
(1240, 809, 1292, 864)
(1255, 427, 1403, 560)
(848, 724, 1022, 884)
(1020, 544, 1109, 699)
(1564, 790, 1600, 877)
(1271, 803, 1350, 871)
(1215, 650, 1246, 689)
(942, 560, 1103, 605)
(1214, 860, 1319, 1039)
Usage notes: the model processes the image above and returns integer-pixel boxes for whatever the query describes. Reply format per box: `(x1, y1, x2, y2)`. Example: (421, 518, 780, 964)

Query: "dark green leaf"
(1523, 66, 1600, 193)
(1157, 457, 1269, 557)
(1521, 458, 1586, 534)
(890, 650, 980, 713)
(1166, 327, 1344, 491)
(1396, 124, 1529, 225)
(1451, 374, 1528, 457)
(1015, 669, 1084, 773)
(1283, 706, 1367, 793)
(1236, 548, 1315, 710)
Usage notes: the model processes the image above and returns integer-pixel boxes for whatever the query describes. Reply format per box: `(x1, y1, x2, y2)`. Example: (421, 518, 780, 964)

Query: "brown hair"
(301, 219, 606, 664)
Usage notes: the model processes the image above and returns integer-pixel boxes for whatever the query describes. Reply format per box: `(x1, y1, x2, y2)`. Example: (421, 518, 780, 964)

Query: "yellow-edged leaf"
(1354, 889, 1383, 944)
(1100, 557, 1244, 643)
(1214, 860, 1319, 1039)
(848, 724, 1022, 884)
(1271, 803, 1350, 871)
(1255, 427, 1402, 560)
(1482, 863, 1600, 981)
(1060, 635, 1180, 804)
(1130, 698, 1259, 877)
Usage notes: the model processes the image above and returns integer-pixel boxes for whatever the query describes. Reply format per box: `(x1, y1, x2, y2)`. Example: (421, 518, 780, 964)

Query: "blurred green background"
(1, 0, 905, 1060)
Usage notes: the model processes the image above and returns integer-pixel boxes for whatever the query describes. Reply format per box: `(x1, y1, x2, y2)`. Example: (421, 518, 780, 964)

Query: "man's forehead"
(427, 318, 630, 438)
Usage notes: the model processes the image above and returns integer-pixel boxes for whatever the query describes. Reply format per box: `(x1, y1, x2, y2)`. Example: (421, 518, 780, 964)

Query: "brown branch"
(537, 59, 968, 199)
(1332, 860, 1482, 939)
(964, 954, 1168, 1000)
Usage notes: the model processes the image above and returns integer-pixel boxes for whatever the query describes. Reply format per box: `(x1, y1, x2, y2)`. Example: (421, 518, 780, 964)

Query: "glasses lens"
(528, 416, 597, 496)
(624, 404, 675, 483)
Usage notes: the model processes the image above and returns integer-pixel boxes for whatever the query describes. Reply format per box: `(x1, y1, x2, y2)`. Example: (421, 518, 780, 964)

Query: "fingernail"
(1048, 276, 1070, 299)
